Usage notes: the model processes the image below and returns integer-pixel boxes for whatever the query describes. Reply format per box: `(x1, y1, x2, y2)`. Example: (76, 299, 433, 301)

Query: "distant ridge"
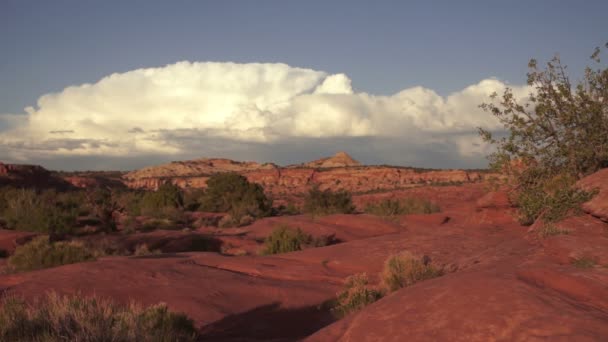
(295, 151, 361, 168)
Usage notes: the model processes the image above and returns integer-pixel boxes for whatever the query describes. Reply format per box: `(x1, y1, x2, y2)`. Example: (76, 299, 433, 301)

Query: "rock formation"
(122, 154, 494, 194)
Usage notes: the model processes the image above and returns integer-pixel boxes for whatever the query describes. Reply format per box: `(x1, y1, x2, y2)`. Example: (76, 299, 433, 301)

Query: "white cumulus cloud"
(0, 61, 531, 168)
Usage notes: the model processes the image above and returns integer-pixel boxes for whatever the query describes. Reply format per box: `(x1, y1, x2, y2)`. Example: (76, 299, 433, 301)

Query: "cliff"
(122, 154, 493, 195)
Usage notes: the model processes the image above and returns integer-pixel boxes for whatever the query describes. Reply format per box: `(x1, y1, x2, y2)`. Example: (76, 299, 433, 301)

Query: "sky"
(0, 0, 606, 171)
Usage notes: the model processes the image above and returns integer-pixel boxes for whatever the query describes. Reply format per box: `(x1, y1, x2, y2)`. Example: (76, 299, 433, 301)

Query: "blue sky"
(0, 1, 606, 170)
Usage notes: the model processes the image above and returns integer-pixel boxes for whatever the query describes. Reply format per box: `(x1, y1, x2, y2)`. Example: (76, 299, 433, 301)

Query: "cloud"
(0, 61, 531, 169)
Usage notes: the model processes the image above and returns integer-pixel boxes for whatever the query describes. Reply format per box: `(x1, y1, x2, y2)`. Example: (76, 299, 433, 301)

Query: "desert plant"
(365, 198, 440, 217)
(537, 223, 569, 238)
(332, 273, 383, 317)
(0, 292, 197, 341)
(1, 188, 78, 235)
(141, 218, 175, 232)
(260, 225, 312, 255)
(572, 256, 596, 269)
(133, 243, 161, 256)
(479, 44, 607, 225)
(85, 187, 123, 233)
(303, 186, 355, 216)
(199, 173, 272, 221)
(140, 183, 184, 216)
(7, 236, 96, 273)
(382, 253, 443, 292)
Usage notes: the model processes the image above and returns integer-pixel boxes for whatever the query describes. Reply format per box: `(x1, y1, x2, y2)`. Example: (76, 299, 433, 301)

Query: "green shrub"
(0, 249, 8, 258)
(7, 236, 96, 273)
(303, 186, 355, 215)
(260, 225, 312, 255)
(199, 173, 272, 221)
(0, 292, 197, 341)
(117, 190, 145, 216)
(183, 188, 205, 211)
(140, 183, 184, 216)
(516, 176, 595, 225)
(85, 187, 122, 233)
(365, 198, 440, 217)
(0, 188, 78, 234)
(382, 253, 443, 292)
(332, 273, 383, 317)
(479, 45, 607, 225)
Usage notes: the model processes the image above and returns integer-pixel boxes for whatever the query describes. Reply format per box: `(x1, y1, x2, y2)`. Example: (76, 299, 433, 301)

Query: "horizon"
(1, 1, 606, 171)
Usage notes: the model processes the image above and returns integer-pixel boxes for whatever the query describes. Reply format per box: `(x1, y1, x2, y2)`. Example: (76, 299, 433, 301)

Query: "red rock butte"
(120, 152, 494, 195)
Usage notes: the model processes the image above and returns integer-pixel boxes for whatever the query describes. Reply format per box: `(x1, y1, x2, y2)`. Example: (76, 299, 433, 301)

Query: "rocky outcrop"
(0, 162, 72, 189)
(123, 156, 493, 194)
(293, 151, 361, 168)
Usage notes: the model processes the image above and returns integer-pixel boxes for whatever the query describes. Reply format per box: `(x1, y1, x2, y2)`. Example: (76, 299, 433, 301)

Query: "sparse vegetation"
(140, 183, 185, 216)
(0, 188, 79, 235)
(0, 292, 197, 341)
(365, 198, 440, 217)
(332, 273, 384, 317)
(479, 44, 607, 225)
(198, 173, 272, 225)
(7, 236, 96, 273)
(382, 253, 443, 292)
(572, 256, 596, 269)
(0, 248, 8, 258)
(537, 223, 570, 238)
(260, 225, 312, 255)
(303, 186, 355, 215)
(133, 243, 161, 256)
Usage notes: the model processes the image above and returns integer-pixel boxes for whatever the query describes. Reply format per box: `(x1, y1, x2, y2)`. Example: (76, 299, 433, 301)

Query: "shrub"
(133, 243, 161, 256)
(572, 256, 596, 269)
(140, 183, 184, 216)
(141, 218, 175, 232)
(0, 292, 198, 341)
(199, 173, 272, 220)
(365, 198, 440, 217)
(117, 190, 145, 216)
(85, 187, 123, 233)
(537, 223, 569, 238)
(260, 225, 312, 255)
(0, 249, 8, 258)
(303, 186, 355, 215)
(479, 44, 607, 225)
(382, 253, 443, 292)
(0, 188, 78, 234)
(7, 236, 96, 273)
(332, 273, 383, 317)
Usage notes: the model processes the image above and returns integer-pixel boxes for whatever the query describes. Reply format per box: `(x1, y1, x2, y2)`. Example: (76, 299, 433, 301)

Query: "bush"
(7, 236, 96, 273)
(0, 292, 197, 341)
(199, 173, 272, 221)
(140, 183, 184, 216)
(365, 198, 440, 217)
(537, 223, 569, 238)
(0, 249, 8, 258)
(332, 273, 383, 317)
(85, 187, 123, 233)
(303, 186, 355, 215)
(479, 44, 607, 225)
(133, 243, 161, 256)
(260, 225, 312, 255)
(0, 188, 78, 234)
(382, 253, 443, 292)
